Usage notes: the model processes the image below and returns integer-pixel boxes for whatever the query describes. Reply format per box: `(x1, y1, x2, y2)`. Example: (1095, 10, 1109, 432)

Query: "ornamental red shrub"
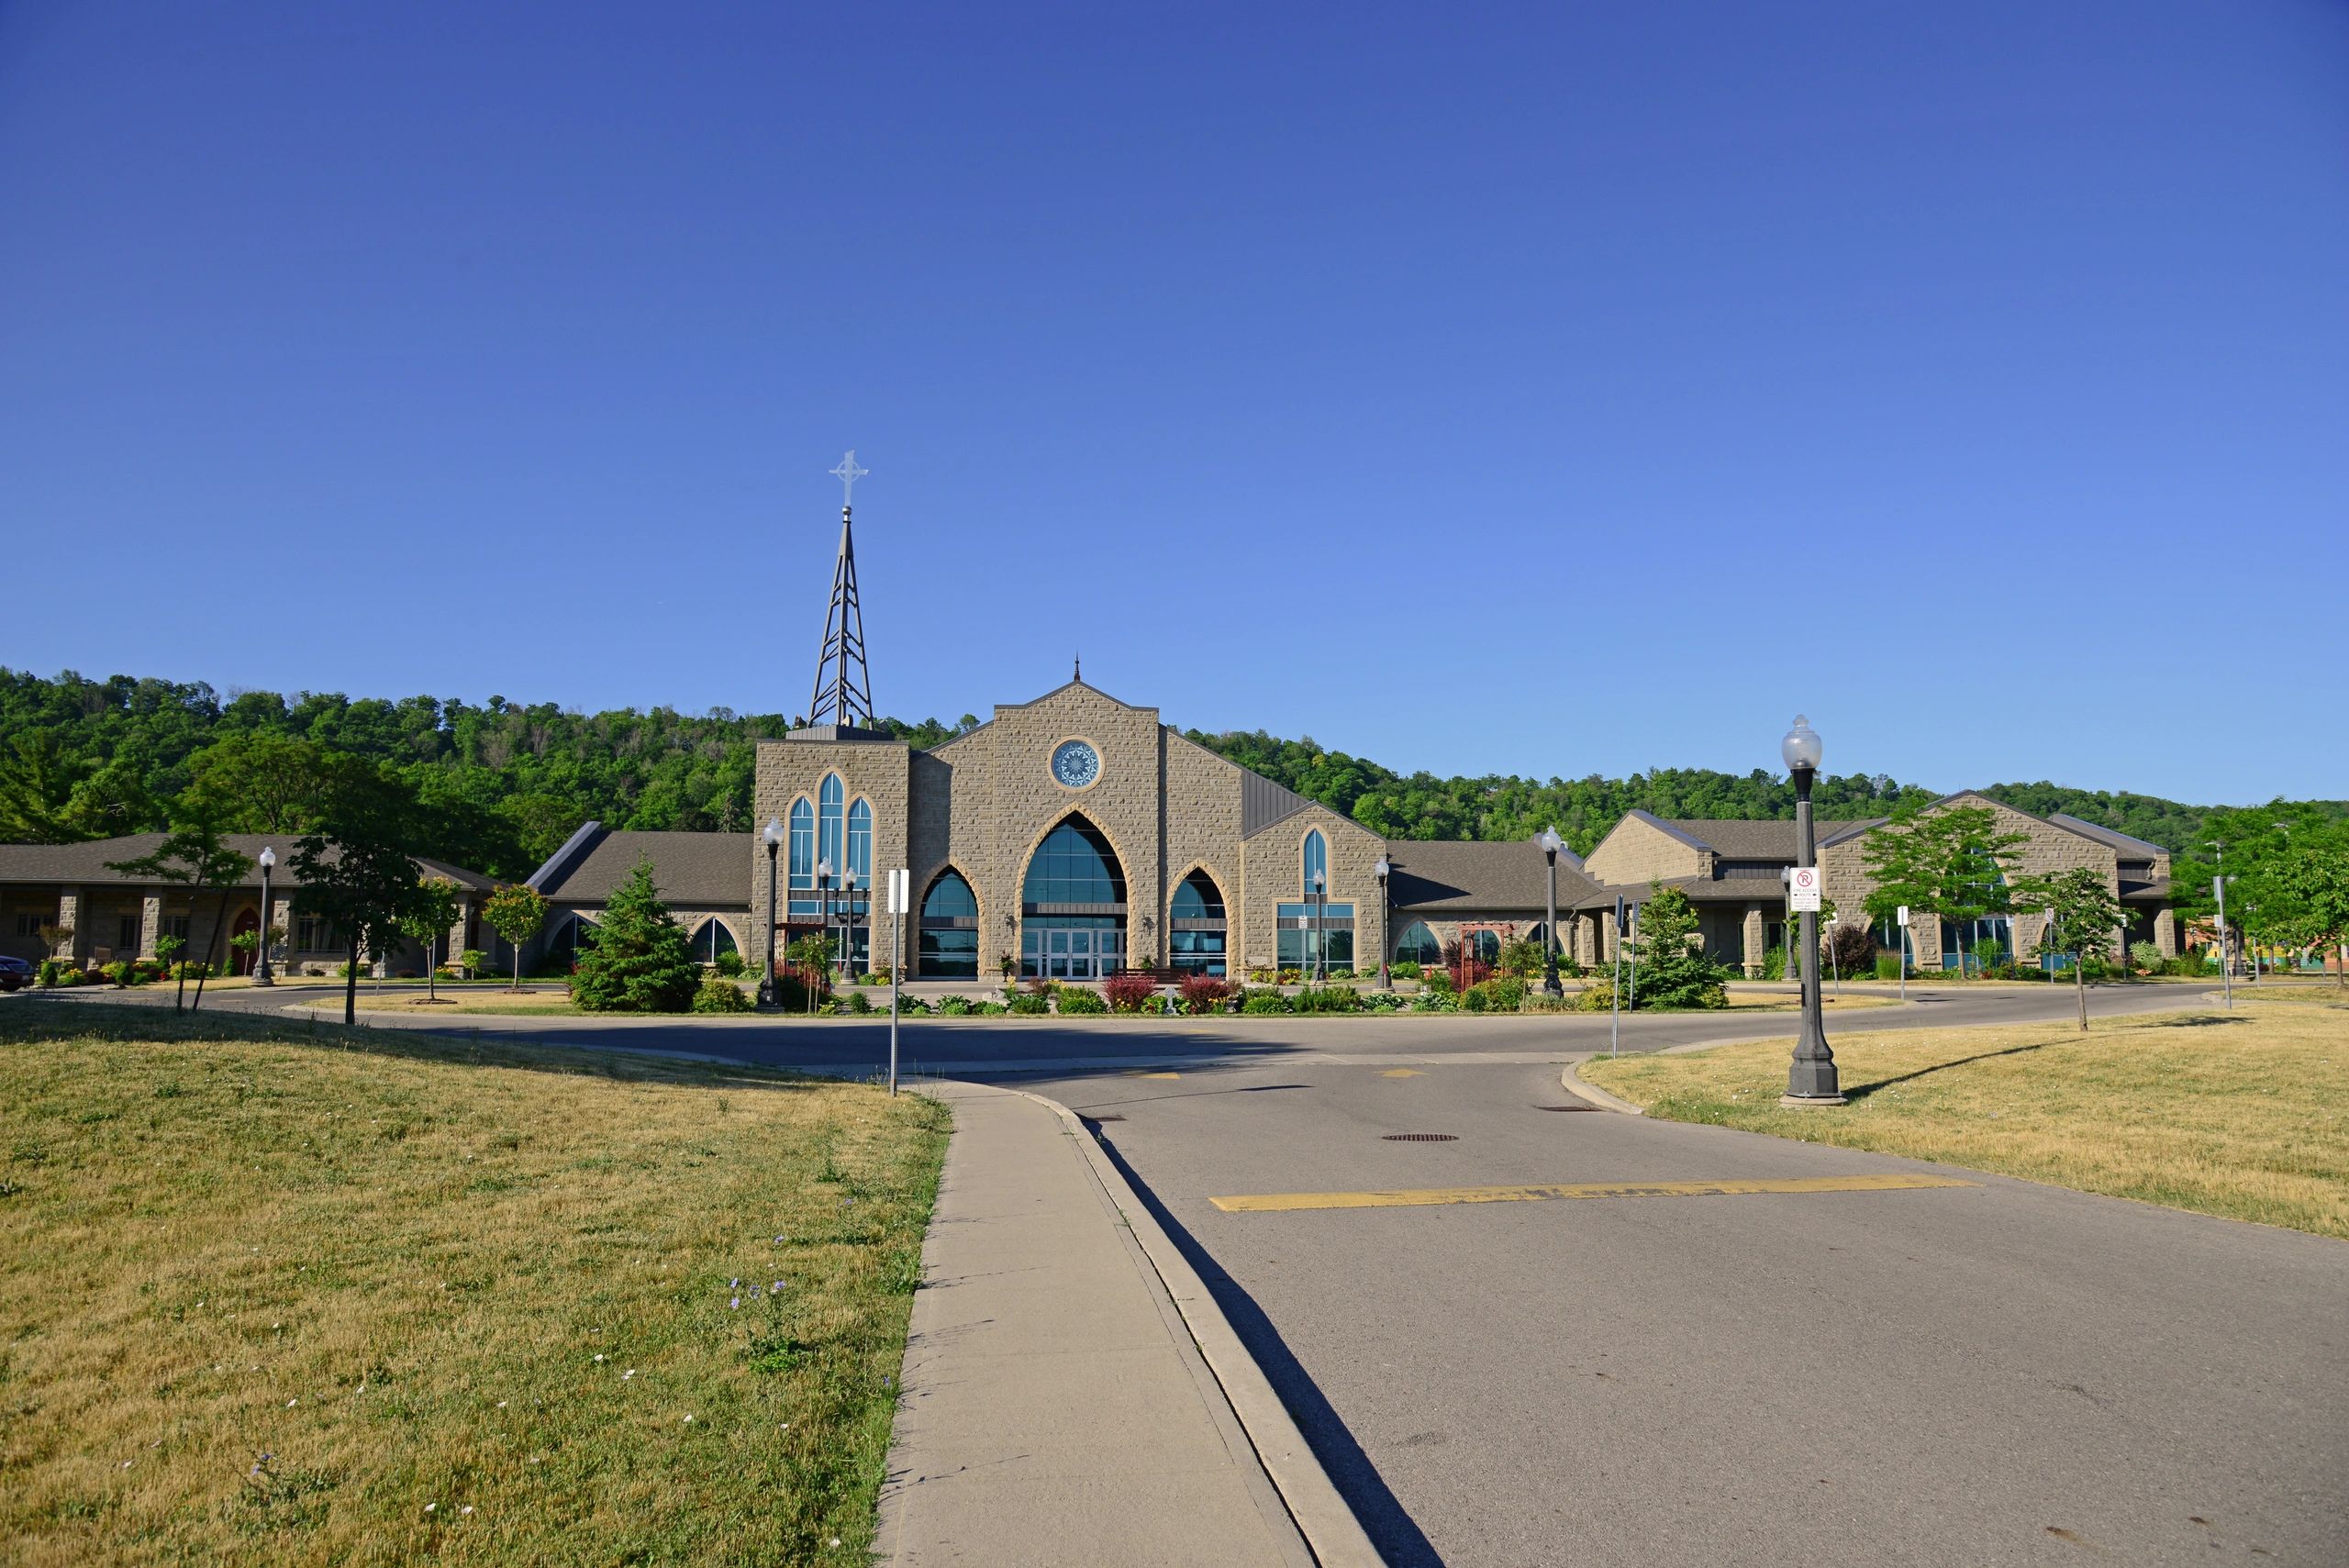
(1178, 974, 1235, 1014)
(1104, 973, 1159, 1013)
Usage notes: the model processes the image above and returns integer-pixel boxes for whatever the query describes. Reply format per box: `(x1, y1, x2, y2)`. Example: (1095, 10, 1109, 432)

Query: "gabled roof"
(0, 834, 495, 891)
(1385, 838, 1603, 914)
(529, 825, 751, 907)
(1660, 818, 1798, 860)
(2049, 814, 2169, 860)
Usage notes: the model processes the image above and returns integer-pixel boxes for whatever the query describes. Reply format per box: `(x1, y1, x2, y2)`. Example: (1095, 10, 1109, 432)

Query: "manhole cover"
(1382, 1132, 1458, 1142)
(1538, 1105, 1599, 1113)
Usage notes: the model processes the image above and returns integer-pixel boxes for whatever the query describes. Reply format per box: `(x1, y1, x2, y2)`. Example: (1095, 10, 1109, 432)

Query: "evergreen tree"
(1627, 886, 1728, 1009)
(569, 858, 699, 1013)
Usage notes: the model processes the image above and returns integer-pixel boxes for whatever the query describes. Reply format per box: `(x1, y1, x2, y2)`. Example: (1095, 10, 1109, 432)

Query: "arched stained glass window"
(1023, 817, 1125, 906)
(818, 775, 844, 878)
(1302, 829, 1327, 894)
(847, 798, 872, 889)
(787, 797, 817, 917)
(694, 919, 739, 963)
(918, 869, 980, 979)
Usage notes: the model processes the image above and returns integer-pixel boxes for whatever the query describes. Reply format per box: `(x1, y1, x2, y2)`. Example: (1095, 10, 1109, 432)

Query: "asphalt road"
(18, 982, 2342, 1564)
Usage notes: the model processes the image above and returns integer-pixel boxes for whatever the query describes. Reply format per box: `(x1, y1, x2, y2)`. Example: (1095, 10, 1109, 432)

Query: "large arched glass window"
(1169, 868, 1228, 976)
(1302, 829, 1327, 893)
(1021, 816, 1126, 979)
(786, 797, 817, 917)
(847, 798, 872, 888)
(1393, 920, 1442, 966)
(694, 919, 740, 963)
(1023, 818, 1125, 906)
(918, 869, 980, 979)
(818, 775, 844, 878)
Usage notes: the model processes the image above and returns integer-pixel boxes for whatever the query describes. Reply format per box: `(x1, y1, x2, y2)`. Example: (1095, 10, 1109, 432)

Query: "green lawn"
(0, 1000, 947, 1565)
(1581, 1000, 2349, 1240)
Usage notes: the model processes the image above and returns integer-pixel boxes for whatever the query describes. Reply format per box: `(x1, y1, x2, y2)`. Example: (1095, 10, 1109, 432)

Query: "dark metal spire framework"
(807, 451, 875, 728)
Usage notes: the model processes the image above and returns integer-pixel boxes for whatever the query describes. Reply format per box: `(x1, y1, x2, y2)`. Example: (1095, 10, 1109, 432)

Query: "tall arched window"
(1021, 816, 1126, 979)
(1302, 829, 1327, 893)
(818, 774, 844, 878)
(1169, 868, 1228, 976)
(694, 919, 740, 963)
(786, 797, 817, 917)
(918, 869, 980, 979)
(847, 798, 872, 889)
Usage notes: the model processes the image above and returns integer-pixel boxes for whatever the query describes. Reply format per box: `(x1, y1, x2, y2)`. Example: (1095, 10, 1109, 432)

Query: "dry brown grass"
(1581, 998, 2349, 1239)
(0, 1000, 946, 1565)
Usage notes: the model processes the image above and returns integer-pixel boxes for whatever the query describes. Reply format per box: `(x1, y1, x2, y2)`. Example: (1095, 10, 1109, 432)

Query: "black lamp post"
(1310, 868, 1327, 984)
(843, 869, 862, 978)
(1374, 854, 1391, 990)
(1538, 825, 1564, 996)
(254, 845, 276, 986)
(761, 817, 784, 1005)
(817, 857, 834, 981)
(1781, 716, 1844, 1105)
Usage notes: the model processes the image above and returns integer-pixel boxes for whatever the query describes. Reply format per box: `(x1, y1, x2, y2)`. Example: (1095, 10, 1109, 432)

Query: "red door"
(231, 907, 261, 974)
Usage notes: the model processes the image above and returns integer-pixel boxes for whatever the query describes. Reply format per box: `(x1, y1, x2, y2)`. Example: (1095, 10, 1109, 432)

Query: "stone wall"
(1238, 804, 1386, 976)
(1584, 814, 1708, 885)
(750, 737, 912, 973)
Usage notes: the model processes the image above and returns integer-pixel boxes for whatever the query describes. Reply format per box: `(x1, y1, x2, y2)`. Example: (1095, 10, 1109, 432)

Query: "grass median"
(1579, 998, 2349, 1240)
(0, 999, 948, 1565)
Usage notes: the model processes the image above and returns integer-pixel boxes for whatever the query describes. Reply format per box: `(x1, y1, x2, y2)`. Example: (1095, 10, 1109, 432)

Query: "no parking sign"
(1789, 866, 1822, 912)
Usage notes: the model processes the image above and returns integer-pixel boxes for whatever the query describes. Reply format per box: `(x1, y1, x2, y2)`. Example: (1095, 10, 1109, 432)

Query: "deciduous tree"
(295, 758, 429, 1026)
(482, 883, 550, 992)
(2010, 865, 2124, 1030)
(106, 812, 250, 1013)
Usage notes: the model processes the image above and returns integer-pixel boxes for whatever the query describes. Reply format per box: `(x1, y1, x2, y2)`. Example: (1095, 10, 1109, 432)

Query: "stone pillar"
(2154, 907, 2177, 960)
(138, 893, 163, 960)
(1742, 906, 1765, 979)
(55, 887, 83, 962)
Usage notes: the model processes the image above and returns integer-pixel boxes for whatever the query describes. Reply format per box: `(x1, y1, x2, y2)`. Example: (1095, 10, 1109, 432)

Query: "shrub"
(1179, 974, 1235, 1014)
(106, 961, 134, 987)
(1574, 973, 1617, 1010)
(1291, 986, 1360, 1014)
(1007, 990, 1051, 1016)
(1875, 952, 1903, 980)
(35, 959, 72, 988)
(1420, 968, 1455, 996)
(938, 995, 974, 1016)
(897, 995, 932, 1015)
(570, 859, 700, 1014)
(713, 950, 746, 978)
(1761, 945, 1788, 980)
(1389, 961, 1422, 981)
(1518, 991, 1575, 1014)
(1497, 939, 1544, 979)
(1461, 984, 1489, 1013)
(768, 969, 824, 1010)
(1487, 976, 1528, 1011)
(2129, 940, 2163, 973)
(1824, 923, 1876, 979)
(975, 999, 1008, 1016)
(691, 974, 752, 1013)
(1104, 973, 1159, 1013)
(1056, 986, 1108, 1016)
(841, 988, 874, 1015)
(1360, 989, 1404, 1012)
(1411, 988, 1457, 1012)
(1276, 968, 1303, 985)
(1327, 967, 1355, 982)
(1240, 988, 1292, 1015)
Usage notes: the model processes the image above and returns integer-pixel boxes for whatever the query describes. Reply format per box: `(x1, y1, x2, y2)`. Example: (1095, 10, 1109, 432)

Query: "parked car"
(0, 954, 33, 992)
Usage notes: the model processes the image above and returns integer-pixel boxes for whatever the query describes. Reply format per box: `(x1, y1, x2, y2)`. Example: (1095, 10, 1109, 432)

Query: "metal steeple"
(807, 450, 875, 729)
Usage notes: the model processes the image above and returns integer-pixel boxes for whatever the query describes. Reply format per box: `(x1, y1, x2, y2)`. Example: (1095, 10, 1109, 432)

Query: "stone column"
(55, 887, 83, 962)
(138, 893, 163, 960)
(1742, 906, 1765, 979)
(2154, 907, 2177, 960)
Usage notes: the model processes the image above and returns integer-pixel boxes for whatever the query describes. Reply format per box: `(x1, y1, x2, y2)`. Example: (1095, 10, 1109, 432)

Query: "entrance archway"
(1020, 815, 1126, 980)
(230, 906, 260, 975)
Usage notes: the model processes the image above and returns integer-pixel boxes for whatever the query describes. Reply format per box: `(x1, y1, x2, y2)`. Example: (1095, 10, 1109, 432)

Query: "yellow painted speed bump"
(1209, 1173, 1976, 1213)
(1379, 1068, 1425, 1078)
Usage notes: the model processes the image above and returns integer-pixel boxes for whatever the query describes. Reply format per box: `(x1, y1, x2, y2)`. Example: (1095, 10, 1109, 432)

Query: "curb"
(1558, 1059, 1645, 1116)
(1014, 1088, 1386, 1568)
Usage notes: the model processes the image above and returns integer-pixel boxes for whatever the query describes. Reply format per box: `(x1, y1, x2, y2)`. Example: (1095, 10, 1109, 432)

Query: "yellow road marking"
(1130, 1071, 1181, 1080)
(1379, 1068, 1425, 1078)
(1209, 1173, 1976, 1213)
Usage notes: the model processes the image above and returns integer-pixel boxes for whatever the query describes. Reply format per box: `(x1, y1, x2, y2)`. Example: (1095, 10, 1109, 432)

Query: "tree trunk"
(2076, 949, 2087, 1032)
(344, 932, 360, 1027)
(191, 886, 230, 1013)
(173, 895, 190, 1014)
(426, 931, 437, 1002)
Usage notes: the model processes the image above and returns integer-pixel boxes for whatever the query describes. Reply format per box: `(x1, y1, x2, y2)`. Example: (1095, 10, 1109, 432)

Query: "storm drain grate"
(1538, 1105, 1600, 1113)
(1382, 1132, 1458, 1142)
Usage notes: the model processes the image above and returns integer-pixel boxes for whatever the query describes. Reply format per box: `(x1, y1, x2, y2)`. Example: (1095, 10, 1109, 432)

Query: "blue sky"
(3, 2, 2343, 805)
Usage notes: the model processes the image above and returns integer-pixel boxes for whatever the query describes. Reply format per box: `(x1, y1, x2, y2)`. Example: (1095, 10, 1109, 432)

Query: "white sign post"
(1788, 866, 1822, 913)
(885, 869, 910, 1095)
(1895, 905, 1909, 1003)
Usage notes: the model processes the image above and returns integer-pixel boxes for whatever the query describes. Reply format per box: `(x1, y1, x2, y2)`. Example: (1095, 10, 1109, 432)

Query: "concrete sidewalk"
(876, 1079, 1379, 1566)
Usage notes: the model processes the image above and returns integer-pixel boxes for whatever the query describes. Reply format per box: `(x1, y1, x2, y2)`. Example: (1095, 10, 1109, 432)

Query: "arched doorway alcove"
(1021, 816, 1125, 980)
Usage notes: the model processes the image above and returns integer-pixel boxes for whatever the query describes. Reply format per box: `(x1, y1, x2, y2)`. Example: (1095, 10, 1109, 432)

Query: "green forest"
(1, 668, 2330, 886)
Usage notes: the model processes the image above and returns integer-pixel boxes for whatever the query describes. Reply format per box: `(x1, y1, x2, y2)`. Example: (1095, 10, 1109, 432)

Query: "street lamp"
(1538, 825, 1564, 996)
(843, 869, 862, 979)
(1309, 868, 1327, 984)
(1780, 716, 1842, 1105)
(761, 817, 785, 1004)
(254, 845, 276, 986)
(817, 857, 833, 982)
(1374, 854, 1391, 990)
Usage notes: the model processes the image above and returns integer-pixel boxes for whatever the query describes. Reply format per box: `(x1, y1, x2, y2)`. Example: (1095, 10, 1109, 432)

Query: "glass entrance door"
(1028, 924, 1120, 980)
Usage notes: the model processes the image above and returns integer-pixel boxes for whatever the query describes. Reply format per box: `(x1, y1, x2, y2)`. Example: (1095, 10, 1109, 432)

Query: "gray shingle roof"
(2048, 814, 2169, 860)
(533, 828, 751, 907)
(1653, 817, 1889, 858)
(0, 835, 494, 890)
(1573, 875, 1809, 910)
(1385, 838, 1603, 913)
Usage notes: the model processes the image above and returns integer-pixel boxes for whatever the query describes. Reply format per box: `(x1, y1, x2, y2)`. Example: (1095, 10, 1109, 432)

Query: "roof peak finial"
(1074, 653, 1081, 682)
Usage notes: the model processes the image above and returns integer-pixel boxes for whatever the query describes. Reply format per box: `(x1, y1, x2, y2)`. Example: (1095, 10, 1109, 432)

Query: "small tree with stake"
(2010, 865, 2124, 1031)
(483, 883, 551, 992)
(106, 813, 251, 1014)
(397, 875, 462, 1003)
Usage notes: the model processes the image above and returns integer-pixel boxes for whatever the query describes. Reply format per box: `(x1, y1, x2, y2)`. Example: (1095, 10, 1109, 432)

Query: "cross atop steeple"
(807, 453, 875, 729)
